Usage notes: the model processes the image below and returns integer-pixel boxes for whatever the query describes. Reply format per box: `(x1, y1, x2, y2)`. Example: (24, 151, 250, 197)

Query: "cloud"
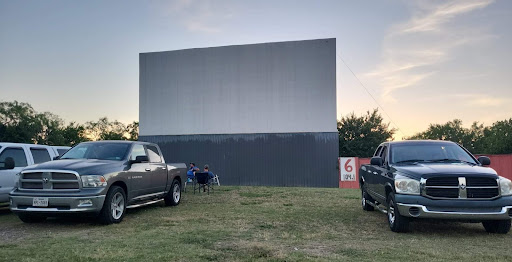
(162, 0, 234, 34)
(456, 94, 507, 107)
(398, 0, 494, 34)
(365, 0, 494, 102)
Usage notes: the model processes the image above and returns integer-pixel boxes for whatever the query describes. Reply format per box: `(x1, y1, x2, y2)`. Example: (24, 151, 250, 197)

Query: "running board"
(367, 200, 387, 214)
(127, 199, 164, 209)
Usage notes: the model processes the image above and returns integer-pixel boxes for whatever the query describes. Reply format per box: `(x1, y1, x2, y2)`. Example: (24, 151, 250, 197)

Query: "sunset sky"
(1, 0, 511, 139)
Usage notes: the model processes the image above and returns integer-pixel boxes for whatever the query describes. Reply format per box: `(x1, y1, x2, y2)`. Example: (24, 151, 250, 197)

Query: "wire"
(337, 53, 407, 139)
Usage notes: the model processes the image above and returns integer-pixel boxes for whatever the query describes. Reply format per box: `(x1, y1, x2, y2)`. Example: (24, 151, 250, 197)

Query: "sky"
(0, 0, 511, 139)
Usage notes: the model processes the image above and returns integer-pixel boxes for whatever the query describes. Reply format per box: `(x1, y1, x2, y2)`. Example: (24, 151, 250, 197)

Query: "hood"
(23, 159, 126, 175)
(392, 163, 498, 179)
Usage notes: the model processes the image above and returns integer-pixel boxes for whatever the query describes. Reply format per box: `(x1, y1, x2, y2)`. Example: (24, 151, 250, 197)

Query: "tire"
(482, 220, 511, 234)
(17, 213, 46, 223)
(361, 186, 374, 211)
(164, 179, 181, 206)
(387, 193, 409, 233)
(97, 186, 126, 225)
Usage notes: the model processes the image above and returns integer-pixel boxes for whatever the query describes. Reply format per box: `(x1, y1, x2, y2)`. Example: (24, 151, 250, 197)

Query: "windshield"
(390, 143, 477, 165)
(60, 143, 130, 161)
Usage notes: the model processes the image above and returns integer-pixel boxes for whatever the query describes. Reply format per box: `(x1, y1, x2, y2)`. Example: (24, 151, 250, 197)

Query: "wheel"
(482, 220, 511, 234)
(164, 179, 181, 206)
(387, 193, 409, 233)
(361, 186, 374, 211)
(17, 213, 46, 223)
(97, 186, 126, 225)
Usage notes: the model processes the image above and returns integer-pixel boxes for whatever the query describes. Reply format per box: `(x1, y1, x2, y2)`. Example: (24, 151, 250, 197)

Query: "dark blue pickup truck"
(360, 140, 512, 233)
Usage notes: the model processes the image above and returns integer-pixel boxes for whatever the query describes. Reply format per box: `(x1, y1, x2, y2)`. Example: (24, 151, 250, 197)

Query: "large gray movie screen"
(139, 38, 336, 136)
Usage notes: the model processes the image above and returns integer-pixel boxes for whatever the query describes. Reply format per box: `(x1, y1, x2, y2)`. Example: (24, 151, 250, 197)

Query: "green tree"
(85, 117, 136, 141)
(338, 109, 395, 157)
(126, 121, 139, 141)
(407, 119, 484, 153)
(478, 119, 512, 154)
(0, 101, 44, 143)
(59, 122, 90, 146)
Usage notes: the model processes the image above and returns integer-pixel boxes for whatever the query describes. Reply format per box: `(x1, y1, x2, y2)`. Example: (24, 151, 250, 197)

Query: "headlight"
(81, 175, 107, 187)
(394, 174, 420, 195)
(499, 177, 512, 196)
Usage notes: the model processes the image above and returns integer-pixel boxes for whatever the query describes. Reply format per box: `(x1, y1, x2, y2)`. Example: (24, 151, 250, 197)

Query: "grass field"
(1, 186, 512, 262)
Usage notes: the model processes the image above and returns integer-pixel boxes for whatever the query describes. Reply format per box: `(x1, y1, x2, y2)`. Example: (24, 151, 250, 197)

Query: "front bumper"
(395, 194, 512, 220)
(10, 195, 106, 214)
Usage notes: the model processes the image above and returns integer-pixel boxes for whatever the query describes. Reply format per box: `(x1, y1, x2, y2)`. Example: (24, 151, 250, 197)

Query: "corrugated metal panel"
(140, 132, 339, 187)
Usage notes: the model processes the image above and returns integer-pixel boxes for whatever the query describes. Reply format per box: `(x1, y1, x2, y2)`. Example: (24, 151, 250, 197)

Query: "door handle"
(161, 167, 166, 170)
(145, 168, 151, 172)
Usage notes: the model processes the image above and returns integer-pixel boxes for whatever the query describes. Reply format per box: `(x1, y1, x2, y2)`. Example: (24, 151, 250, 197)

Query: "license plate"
(33, 197, 48, 207)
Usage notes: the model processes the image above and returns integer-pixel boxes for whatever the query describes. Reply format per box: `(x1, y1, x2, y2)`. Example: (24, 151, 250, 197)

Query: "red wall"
(339, 154, 512, 189)
(476, 154, 512, 180)
(338, 158, 370, 189)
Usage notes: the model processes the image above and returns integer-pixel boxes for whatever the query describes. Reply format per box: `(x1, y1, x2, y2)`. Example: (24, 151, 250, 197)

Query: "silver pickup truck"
(10, 141, 186, 224)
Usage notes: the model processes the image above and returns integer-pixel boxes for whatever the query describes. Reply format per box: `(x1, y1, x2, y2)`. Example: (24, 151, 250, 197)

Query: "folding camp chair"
(184, 177, 196, 192)
(211, 174, 220, 186)
(194, 172, 214, 194)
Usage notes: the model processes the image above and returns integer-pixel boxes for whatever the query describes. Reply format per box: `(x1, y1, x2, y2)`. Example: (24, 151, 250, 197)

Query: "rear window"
(146, 145, 162, 163)
(30, 148, 51, 164)
(57, 148, 68, 156)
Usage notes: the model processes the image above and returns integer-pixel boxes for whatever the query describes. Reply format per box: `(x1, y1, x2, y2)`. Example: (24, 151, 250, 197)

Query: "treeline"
(0, 101, 138, 146)
(338, 109, 512, 157)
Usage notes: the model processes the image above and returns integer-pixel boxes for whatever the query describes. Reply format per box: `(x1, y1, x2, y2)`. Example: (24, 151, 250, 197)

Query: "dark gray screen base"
(139, 132, 339, 187)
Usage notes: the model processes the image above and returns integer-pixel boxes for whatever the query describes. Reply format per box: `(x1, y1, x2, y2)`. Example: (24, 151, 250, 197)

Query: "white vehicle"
(0, 142, 70, 206)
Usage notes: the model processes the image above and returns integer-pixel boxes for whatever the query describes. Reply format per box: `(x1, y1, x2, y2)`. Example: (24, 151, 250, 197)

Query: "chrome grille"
(423, 176, 499, 199)
(19, 170, 80, 191)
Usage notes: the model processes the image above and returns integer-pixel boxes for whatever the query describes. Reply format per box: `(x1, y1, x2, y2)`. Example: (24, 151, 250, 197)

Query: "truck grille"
(424, 176, 499, 199)
(20, 171, 80, 191)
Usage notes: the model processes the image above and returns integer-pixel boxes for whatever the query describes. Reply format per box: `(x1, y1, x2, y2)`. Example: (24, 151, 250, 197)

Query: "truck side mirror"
(131, 155, 149, 164)
(478, 156, 491, 166)
(370, 156, 383, 166)
(4, 157, 15, 170)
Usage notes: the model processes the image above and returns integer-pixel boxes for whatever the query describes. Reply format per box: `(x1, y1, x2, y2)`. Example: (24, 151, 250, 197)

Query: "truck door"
(364, 146, 382, 197)
(127, 144, 152, 200)
(375, 145, 392, 201)
(145, 145, 167, 193)
(0, 147, 29, 204)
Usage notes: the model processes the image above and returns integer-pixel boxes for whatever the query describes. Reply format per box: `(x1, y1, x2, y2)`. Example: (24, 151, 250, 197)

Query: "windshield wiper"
(394, 159, 428, 164)
(430, 159, 477, 165)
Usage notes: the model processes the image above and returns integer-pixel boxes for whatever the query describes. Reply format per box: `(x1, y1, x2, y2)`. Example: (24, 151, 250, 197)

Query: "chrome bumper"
(397, 203, 512, 220)
(10, 195, 106, 214)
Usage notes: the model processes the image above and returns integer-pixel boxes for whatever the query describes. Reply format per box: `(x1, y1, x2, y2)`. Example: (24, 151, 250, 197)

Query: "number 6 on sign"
(339, 157, 356, 181)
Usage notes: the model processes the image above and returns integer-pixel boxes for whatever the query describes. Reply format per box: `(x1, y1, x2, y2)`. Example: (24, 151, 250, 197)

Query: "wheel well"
(173, 176, 182, 187)
(385, 185, 393, 200)
(110, 181, 127, 194)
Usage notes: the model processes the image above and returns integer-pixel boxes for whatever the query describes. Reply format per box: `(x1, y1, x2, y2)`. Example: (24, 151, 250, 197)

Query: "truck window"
(0, 148, 28, 169)
(130, 144, 147, 161)
(374, 146, 383, 157)
(146, 145, 162, 163)
(380, 146, 388, 164)
(57, 149, 68, 156)
(30, 148, 51, 164)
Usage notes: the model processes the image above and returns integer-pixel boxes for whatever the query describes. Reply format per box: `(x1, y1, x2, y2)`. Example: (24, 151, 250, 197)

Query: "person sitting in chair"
(187, 163, 199, 181)
(203, 165, 215, 179)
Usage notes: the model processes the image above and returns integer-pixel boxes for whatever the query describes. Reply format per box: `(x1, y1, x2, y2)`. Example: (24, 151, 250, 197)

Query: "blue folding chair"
(194, 172, 213, 195)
